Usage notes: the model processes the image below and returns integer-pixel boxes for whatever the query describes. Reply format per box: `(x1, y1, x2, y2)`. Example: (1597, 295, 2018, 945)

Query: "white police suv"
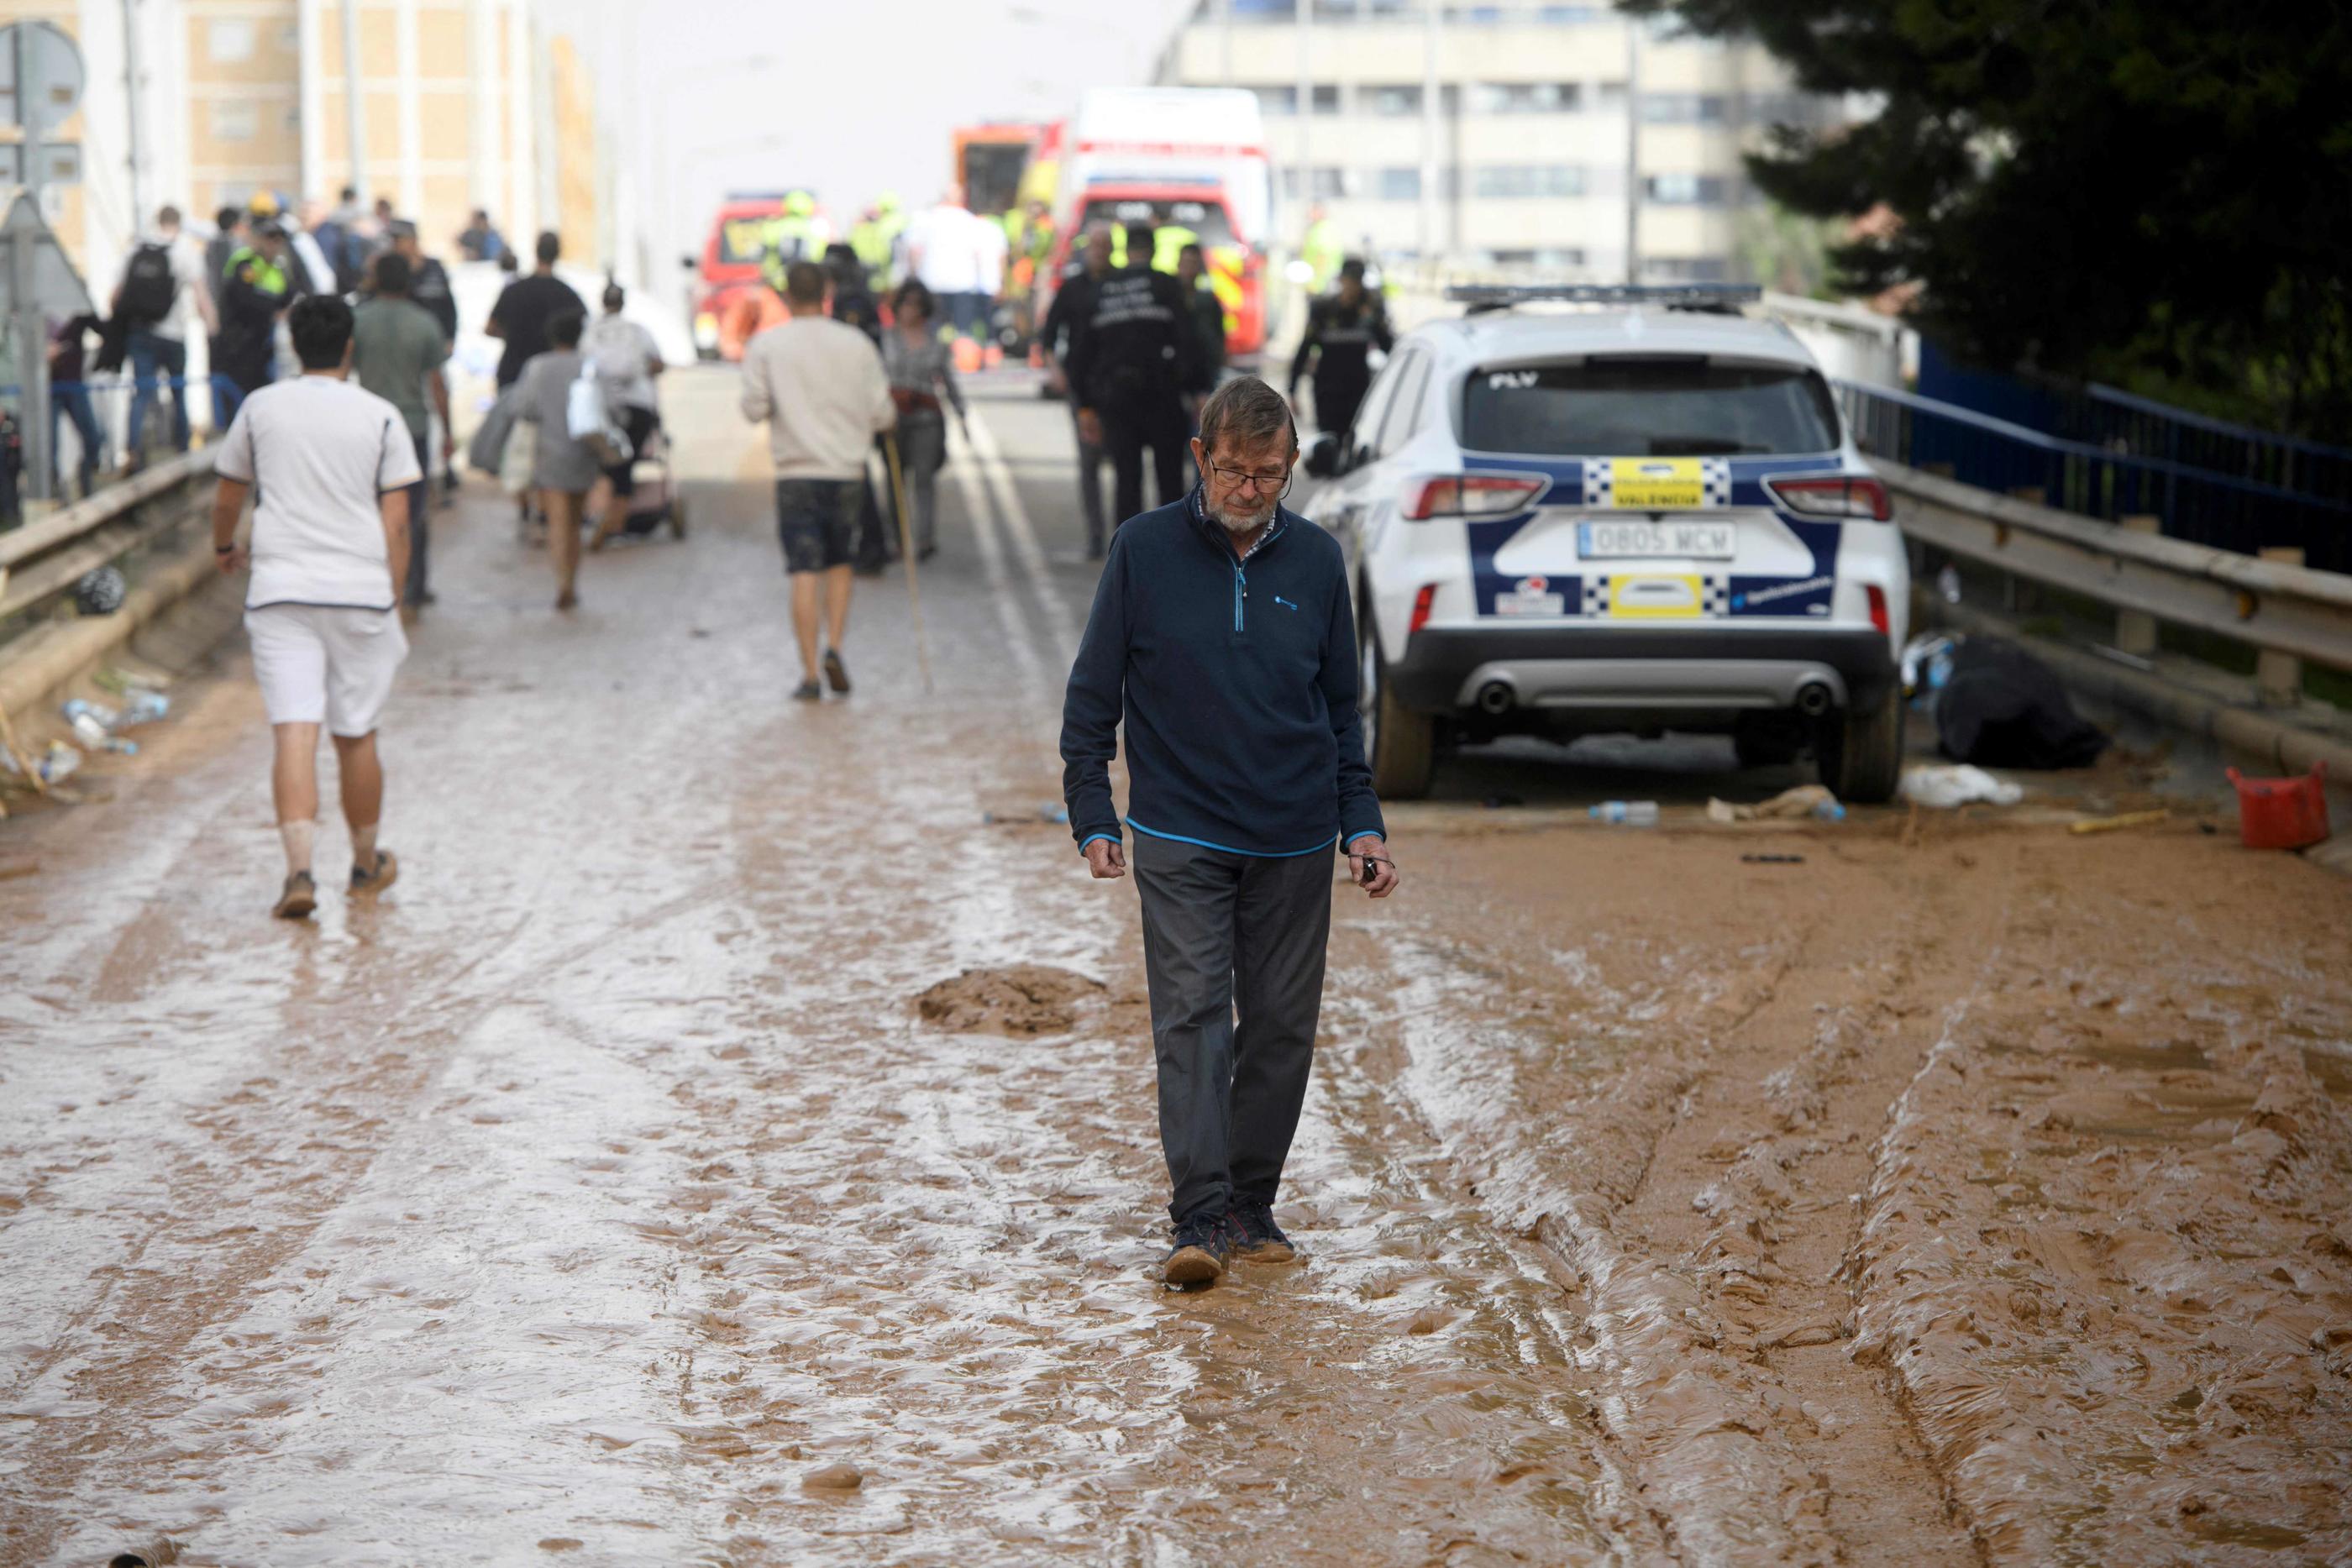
(1304, 285, 1907, 802)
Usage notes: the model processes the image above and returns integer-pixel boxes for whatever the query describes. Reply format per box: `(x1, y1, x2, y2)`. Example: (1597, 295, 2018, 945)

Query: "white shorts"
(244, 604, 408, 737)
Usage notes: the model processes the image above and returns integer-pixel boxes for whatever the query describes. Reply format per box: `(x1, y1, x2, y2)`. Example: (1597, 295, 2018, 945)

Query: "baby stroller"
(603, 415, 687, 542)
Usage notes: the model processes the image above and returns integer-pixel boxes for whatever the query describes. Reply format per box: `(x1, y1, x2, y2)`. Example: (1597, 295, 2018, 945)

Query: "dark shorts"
(775, 477, 862, 574)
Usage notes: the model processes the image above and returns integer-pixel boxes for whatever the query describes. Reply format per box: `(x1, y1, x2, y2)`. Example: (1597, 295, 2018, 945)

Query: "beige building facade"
(0, 0, 597, 302)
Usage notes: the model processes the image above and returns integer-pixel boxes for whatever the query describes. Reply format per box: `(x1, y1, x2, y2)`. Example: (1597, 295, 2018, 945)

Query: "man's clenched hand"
(1347, 834, 1398, 899)
(1084, 837, 1127, 880)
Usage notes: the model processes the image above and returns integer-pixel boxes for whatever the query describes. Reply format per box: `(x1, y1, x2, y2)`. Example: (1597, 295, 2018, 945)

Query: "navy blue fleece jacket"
(1060, 487, 1387, 857)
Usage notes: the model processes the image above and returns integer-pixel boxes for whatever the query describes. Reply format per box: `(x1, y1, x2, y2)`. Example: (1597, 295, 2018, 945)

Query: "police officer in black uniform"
(1066, 225, 1200, 533)
(1287, 257, 1394, 442)
(1042, 226, 1116, 556)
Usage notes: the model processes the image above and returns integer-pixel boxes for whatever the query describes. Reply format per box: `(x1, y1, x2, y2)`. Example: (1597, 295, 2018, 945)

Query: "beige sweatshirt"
(738, 315, 896, 480)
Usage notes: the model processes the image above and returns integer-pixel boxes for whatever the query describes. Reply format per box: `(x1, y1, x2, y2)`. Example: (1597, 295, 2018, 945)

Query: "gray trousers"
(1068, 396, 1107, 553)
(1132, 831, 1333, 1225)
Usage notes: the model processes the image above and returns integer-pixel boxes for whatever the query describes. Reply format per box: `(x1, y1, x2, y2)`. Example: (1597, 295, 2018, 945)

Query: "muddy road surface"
(3, 370, 2348, 1566)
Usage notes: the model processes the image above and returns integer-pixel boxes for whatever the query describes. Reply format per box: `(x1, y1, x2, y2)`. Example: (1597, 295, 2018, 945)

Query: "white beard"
(1208, 497, 1277, 534)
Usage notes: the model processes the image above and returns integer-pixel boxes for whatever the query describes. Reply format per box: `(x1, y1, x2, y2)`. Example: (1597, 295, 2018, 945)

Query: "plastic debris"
(1589, 800, 1660, 826)
(1899, 763, 2024, 809)
(1741, 853, 1806, 864)
(982, 804, 1070, 826)
(93, 667, 170, 696)
(74, 564, 127, 616)
(1707, 784, 1844, 823)
(118, 690, 171, 726)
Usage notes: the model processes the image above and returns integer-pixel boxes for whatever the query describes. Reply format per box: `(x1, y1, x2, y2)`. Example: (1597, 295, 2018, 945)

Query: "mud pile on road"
(914, 964, 1106, 1036)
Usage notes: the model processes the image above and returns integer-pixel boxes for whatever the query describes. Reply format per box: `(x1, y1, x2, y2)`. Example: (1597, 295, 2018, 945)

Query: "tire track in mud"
(1849, 850, 2352, 1564)
(1335, 832, 2024, 1565)
(635, 709, 1649, 1563)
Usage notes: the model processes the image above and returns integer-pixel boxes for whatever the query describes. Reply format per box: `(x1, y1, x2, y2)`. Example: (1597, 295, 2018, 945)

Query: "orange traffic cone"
(953, 337, 983, 374)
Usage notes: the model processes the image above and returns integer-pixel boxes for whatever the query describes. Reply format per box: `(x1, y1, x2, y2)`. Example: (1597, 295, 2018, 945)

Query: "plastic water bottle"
(1814, 799, 1846, 822)
(1589, 800, 1660, 826)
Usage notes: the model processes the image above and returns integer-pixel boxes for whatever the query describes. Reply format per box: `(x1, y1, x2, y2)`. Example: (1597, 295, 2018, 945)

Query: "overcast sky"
(545, 0, 1198, 269)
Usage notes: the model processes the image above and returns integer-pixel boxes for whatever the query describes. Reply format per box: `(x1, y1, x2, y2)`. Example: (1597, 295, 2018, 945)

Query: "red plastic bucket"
(2226, 762, 2331, 850)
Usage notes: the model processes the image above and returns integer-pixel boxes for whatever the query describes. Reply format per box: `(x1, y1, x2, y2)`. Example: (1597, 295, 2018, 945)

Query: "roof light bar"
(1446, 283, 1764, 313)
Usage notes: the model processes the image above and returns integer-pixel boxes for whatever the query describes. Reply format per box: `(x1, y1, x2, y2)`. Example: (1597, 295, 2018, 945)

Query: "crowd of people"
(197, 192, 1401, 1293)
(40, 190, 483, 501)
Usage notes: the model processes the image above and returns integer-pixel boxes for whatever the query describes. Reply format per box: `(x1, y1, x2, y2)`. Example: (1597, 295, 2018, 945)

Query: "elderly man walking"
(1061, 375, 1399, 1288)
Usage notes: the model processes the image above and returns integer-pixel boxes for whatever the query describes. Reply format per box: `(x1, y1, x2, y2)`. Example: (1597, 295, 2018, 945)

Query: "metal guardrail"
(0, 447, 215, 622)
(1877, 458, 2352, 675)
(1836, 379, 2352, 574)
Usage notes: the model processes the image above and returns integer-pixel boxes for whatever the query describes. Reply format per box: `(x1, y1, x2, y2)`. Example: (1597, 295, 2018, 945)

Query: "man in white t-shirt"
(211, 295, 422, 919)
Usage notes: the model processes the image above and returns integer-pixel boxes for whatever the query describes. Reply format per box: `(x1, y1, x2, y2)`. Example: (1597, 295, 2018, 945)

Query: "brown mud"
(912, 964, 1111, 1036)
(3, 374, 2347, 1564)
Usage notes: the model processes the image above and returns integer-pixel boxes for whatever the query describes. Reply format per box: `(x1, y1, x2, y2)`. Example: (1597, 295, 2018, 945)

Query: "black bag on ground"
(1935, 637, 2110, 769)
(117, 243, 176, 325)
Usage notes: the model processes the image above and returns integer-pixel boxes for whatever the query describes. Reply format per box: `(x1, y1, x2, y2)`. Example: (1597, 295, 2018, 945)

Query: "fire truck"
(1035, 88, 1273, 366)
(687, 193, 788, 359)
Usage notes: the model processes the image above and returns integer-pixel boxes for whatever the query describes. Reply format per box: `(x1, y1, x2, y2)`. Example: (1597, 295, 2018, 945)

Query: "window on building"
(1252, 85, 1299, 115)
(1644, 173, 1729, 205)
(1536, 4, 1601, 18)
(1642, 256, 1735, 283)
(1280, 166, 1353, 200)
(207, 18, 255, 62)
(211, 100, 259, 141)
(1641, 93, 1730, 125)
(1472, 165, 1585, 199)
(1593, 81, 1628, 109)
(1445, 4, 1506, 21)
(1377, 167, 1423, 201)
(1311, 84, 1341, 115)
(1363, 83, 1423, 116)
(1469, 82, 1581, 114)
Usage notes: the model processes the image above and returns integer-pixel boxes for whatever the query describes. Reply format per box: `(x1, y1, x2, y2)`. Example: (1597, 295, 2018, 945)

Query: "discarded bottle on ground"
(1589, 800, 1660, 826)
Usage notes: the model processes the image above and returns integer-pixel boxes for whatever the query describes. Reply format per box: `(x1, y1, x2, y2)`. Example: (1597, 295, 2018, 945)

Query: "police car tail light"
(1400, 475, 1545, 521)
(1765, 475, 1892, 522)
(1866, 584, 1890, 637)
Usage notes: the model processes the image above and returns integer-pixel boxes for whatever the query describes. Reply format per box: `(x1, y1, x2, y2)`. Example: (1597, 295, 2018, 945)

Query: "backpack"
(118, 243, 176, 325)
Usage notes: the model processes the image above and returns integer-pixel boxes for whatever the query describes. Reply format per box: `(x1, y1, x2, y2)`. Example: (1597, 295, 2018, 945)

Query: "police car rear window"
(1462, 357, 1840, 456)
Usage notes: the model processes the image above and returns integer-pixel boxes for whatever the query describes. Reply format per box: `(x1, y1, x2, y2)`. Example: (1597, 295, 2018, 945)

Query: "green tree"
(1628, 1, 2352, 437)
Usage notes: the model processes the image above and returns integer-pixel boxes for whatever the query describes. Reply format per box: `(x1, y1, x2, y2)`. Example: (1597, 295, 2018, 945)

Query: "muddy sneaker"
(792, 679, 823, 702)
(1229, 1201, 1296, 1263)
(349, 849, 399, 897)
(272, 871, 317, 920)
(822, 647, 852, 695)
(1161, 1212, 1232, 1287)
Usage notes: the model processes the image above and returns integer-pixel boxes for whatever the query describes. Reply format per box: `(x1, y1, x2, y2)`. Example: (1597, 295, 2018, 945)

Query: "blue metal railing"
(2066, 382, 2352, 512)
(1835, 380, 2352, 575)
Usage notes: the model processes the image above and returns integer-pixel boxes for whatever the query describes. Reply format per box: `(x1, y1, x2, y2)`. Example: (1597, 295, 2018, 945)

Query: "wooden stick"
(882, 431, 935, 695)
(0, 697, 47, 798)
(2068, 807, 2170, 836)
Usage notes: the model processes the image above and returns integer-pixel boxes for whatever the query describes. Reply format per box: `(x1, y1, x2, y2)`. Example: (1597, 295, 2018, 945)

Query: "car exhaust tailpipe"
(1475, 680, 1516, 716)
(1795, 682, 1835, 718)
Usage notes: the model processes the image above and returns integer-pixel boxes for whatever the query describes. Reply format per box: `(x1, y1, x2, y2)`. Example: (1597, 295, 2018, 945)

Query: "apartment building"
(0, 0, 596, 302)
(1154, 0, 1843, 285)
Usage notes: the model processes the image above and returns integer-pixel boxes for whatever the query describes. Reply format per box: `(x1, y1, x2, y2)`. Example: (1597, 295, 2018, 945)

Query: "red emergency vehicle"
(689, 194, 786, 359)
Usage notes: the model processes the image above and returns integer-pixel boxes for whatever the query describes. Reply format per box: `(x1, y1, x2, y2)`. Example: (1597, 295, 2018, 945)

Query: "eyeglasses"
(1207, 461, 1294, 498)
